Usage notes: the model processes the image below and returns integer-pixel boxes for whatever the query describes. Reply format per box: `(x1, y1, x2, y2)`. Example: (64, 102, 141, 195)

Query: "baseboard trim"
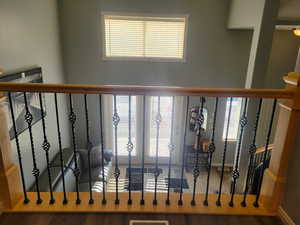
(278, 206, 296, 225)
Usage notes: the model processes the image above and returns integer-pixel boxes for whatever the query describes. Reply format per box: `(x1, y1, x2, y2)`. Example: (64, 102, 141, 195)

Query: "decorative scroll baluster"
(127, 95, 133, 205)
(241, 98, 262, 207)
(178, 96, 190, 206)
(153, 96, 162, 205)
(203, 97, 219, 206)
(38, 93, 55, 204)
(191, 97, 205, 206)
(23, 92, 42, 204)
(113, 94, 121, 204)
(99, 94, 106, 204)
(140, 95, 146, 205)
(84, 94, 94, 204)
(254, 99, 277, 207)
(8, 93, 29, 204)
(229, 98, 248, 207)
(166, 97, 175, 205)
(216, 97, 233, 206)
(54, 93, 68, 204)
(69, 94, 81, 204)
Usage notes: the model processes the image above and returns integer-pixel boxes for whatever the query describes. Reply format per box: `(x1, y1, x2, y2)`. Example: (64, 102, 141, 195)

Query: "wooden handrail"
(255, 144, 274, 155)
(0, 82, 294, 98)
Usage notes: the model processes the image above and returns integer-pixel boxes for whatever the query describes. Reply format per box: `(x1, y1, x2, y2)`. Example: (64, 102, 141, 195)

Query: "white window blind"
(103, 14, 187, 61)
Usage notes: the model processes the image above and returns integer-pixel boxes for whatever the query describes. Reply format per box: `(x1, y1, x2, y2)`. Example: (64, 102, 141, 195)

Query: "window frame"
(222, 97, 243, 142)
(101, 12, 189, 62)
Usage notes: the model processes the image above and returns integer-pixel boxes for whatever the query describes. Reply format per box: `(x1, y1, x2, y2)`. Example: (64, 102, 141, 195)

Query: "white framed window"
(148, 96, 173, 157)
(102, 13, 188, 62)
(222, 98, 242, 141)
(103, 95, 185, 163)
(114, 96, 137, 156)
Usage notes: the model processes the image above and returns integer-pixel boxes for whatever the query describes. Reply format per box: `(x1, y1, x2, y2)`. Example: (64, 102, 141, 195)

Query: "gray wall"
(265, 30, 300, 89)
(59, 0, 253, 166)
(59, 0, 252, 88)
(0, 0, 70, 189)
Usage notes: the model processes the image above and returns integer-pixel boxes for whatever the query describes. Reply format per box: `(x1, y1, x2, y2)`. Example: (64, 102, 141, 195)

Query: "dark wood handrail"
(0, 82, 294, 98)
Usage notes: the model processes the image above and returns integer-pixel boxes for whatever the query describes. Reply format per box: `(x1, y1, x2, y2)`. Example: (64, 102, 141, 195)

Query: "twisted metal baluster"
(38, 93, 55, 204)
(113, 94, 121, 204)
(140, 95, 146, 205)
(153, 96, 162, 205)
(23, 92, 42, 204)
(191, 97, 205, 206)
(8, 92, 29, 204)
(127, 95, 133, 205)
(54, 93, 68, 204)
(99, 94, 106, 204)
(178, 96, 190, 206)
(216, 97, 233, 206)
(203, 97, 219, 206)
(229, 98, 248, 207)
(69, 94, 81, 204)
(254, 99, 277, 207)
(241, 98, 262, 207)
(84, 94, 94, 204)
(166, 97, 175, 205)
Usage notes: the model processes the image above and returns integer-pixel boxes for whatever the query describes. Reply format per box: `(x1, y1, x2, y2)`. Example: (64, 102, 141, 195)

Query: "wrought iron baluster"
(54, 93, 68, 204)
(69, 94, 81, 204)
(153, 96, 162, 205)
(166, 96, 175, 205)
(216, 97, 233, 206)
(178, 96, 190, 206)
(113, 94, 120, 204)
(254, 99, 277, 207)
(140, 95, 146, 205)
(191, 97, 205, 206)
(203, 97, 219, 206)
(84, 94, 94, 204)
(8, 92, 29, 204)
(23, 92, 42, 204)
(127, 95, 133, 205)
(241, 98, 262, 207)
(99, 94, 106, 204)
(38, 93, 55, 204)
(229, 98, 248, 207)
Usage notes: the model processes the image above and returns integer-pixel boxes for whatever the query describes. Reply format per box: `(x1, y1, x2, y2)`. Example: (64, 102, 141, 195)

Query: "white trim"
(130, 220, 169, 225)
(212, 163, 234, 171)
(278, 206, 296, 225)
(103, 94, 113, 149)
(102, 56, 187, 63)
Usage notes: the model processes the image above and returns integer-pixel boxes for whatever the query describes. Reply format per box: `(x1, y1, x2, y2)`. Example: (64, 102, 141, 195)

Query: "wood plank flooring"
(0, 213, 283, 225)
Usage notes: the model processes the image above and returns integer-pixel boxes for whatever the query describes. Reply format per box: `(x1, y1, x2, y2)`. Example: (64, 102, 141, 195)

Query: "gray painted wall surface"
(59, 0, 253, 166)
(0, 0, 70, 189)
(265, 30, 300, 89)
(59, 0, 252, 88)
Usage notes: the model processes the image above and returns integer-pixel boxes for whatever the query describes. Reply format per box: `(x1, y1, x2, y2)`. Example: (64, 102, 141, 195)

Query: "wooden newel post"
(0, 93, 22, 209)
(261, 72, 300, 212)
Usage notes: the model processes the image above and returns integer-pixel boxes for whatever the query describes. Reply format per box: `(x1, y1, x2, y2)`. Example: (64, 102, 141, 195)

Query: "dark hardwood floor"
(0, 213, 283, 225)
